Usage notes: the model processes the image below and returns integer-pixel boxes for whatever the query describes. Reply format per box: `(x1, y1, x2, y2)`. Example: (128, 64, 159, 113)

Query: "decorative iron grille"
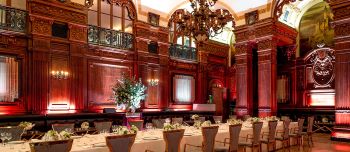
(169, 43, 197, 61)
(0, 5, 27, 33)
(88, 25, 133, 50)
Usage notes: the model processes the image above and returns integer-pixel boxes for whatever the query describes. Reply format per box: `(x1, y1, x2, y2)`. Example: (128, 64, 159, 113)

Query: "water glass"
(146, 123, 153, 130)
(0, 132, 6, 146)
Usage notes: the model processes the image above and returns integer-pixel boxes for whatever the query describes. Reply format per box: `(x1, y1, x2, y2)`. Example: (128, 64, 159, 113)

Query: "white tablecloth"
(0, 121, 298, 152)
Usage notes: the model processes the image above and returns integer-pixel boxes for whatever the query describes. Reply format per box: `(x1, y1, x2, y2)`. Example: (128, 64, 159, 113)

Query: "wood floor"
(276, 133, 350, 152)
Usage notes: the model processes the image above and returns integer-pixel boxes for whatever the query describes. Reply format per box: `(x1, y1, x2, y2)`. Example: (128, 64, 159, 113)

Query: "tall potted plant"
(112, 75, 147, 113)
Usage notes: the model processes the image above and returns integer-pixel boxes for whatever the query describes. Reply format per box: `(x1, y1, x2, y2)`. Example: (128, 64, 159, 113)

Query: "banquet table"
(0, 121, 298, 152)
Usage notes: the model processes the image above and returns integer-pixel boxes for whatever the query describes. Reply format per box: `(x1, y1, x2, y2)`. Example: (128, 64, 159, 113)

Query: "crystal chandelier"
(174, 0, 234, 44)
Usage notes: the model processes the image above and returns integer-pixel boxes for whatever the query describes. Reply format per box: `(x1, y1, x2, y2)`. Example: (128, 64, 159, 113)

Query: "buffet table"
(0, 121, 298, 152)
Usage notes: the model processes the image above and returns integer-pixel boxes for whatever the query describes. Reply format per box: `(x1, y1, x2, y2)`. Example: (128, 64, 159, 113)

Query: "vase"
(117, 103, 126, 111)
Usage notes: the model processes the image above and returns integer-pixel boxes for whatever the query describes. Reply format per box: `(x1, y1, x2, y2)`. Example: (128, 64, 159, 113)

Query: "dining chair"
(289, 118, 305, 148)
(94, 121, 112, 133)
(238, 121, 263, 152)
(215, 124, 242, 152)
(243, 115, 251, 121)
(128, 120, 144, 130)
(281, 116, 290, 121)
(302, 116, 315, 146)
(199, 117, 206, 123)
(152, 119, 166, 128)
(184, 126, 219, 152)
(0, 126, 24, 141)
(229, 115, 237, 120)
(275, 119, 291, 152)
(52, 123, 75, 133)
(29, 139, 73, 152)
(213, 116, 223, 124)
(164, 129, 185, 152)
(105, 134, 136, 152)
(260, 120, 278, 152)
(172, 117, 183, 125)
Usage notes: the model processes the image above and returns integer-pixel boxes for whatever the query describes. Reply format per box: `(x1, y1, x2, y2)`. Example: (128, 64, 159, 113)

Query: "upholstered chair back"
(307, 116, 314, 133)
(267, 121, 278, 141)
(152, 119, 165, 128)
(282, 119, 291, 139)
(297, 118, 305, 135)
(213, 116, 223, 123)
(201, 126, 219, 152)
(0, 126, 24, 141)
(94, 121, 112, 133)
(52, 123, 75, 133)
(163, 129, 185, 152)
(171, 118, 183, 125)
(252, 122, 263, 144)
(228, 124, 242, 151)
(128, 120, 144, 130)
(105, 134, 136, 152)
(29, 139, 73, 152)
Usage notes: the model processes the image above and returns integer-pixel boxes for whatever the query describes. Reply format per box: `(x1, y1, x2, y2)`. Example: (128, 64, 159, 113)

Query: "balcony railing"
(169, 44, 197, 61)
(0, 5, 27, 33)
(88, 25, 133, 50)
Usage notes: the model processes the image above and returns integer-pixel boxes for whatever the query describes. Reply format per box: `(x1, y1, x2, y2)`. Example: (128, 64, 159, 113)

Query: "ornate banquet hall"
(0, 0, 350, 151)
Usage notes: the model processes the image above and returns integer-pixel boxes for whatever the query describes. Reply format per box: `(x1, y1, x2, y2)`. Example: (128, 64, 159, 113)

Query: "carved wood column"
(330, 0, 350, 140)
(28, 15, 54, 114)
(197, 51, 209, 104)
(235, 42, 253, 117)
(257, 37, 277, 117)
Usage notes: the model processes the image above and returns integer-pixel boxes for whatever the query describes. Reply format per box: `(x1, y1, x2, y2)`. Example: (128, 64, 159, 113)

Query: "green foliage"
(112, 74, 147, 111)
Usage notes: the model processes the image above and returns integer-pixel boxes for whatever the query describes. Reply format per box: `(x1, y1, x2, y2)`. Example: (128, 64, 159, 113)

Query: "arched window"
(88, 0, 136, 33)
(168, 11, 196, 48)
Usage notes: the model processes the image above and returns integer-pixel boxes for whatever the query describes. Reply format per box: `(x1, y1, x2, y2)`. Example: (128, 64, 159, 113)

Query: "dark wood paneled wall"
(0, 0, 230, 114)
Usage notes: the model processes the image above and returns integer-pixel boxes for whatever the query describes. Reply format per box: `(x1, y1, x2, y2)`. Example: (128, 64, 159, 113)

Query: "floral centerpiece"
(42, 130, 71, 141)
(264, 116, 279, 121)
(247, 117, 260, 123)
(191, 114, 199, 120)
(112, 75, 147, 113)
(114, 125, 138, 135)
(81, 122, 89, 130)
(18, 121, 35, 131)
(163, 123, 182, 131)
(227, 119, 242, 125)
(201, 121, 211, 127)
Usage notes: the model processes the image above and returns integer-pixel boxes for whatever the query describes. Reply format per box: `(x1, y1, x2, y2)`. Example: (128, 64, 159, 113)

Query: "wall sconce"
(51, 70, 69, 80)
(147, 78, 159, 86)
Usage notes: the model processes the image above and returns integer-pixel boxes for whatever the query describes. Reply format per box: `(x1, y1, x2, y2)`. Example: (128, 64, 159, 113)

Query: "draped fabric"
(277, 75, 289, 103)
(0, 56, 18, 102)
(173, 75, 195, 103)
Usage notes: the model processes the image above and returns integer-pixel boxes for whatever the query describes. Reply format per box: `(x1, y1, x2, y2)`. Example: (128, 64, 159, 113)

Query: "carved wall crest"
(305, 48, 335, 88)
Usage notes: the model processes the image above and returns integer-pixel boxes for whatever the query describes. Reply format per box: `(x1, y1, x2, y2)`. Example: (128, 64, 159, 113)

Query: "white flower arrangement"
(193, 121, 202, 129)
(59, 130, 72, 140)
(42, 130, 71, 141)
(81, 122, 89, 129)
(227, 119, 242, 125)
(191, 114, 199, 120)
(163, 123, 182, 131)
(130, 125, 139, 134)
(246, 117, 260, 123)
(264, 116, 279, 121)
(115, 125, 138, 135)
(201, 121, 211, 127)
(18, 121, 35, 131)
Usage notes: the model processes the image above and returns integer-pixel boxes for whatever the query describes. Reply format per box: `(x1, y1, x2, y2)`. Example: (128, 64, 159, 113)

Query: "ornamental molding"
(30, 0, 87, 25)
(69, 24, 88, 43)
(304, 48, 335, 88)
(29, 15, 54, 36)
